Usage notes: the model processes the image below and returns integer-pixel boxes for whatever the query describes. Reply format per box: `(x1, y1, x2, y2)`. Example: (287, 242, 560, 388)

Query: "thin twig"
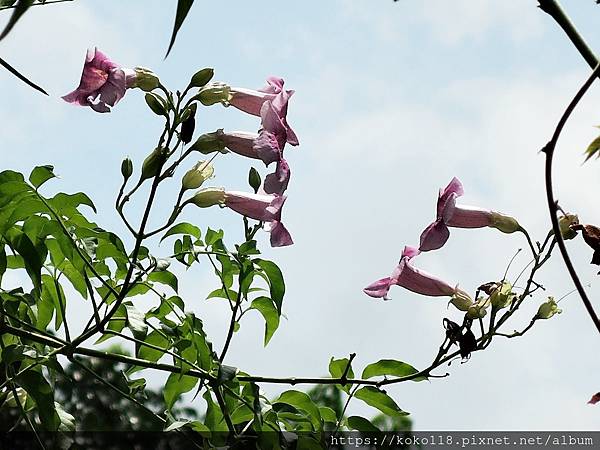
(541, 61, 600, 334)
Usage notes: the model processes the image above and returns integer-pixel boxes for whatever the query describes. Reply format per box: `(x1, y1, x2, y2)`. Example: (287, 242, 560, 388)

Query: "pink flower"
(62, 47, 136, 113)
(364, 246, 463, 300)
(230, 77, 298, 146)
(229, 76, 284, 116)
(218, 98, 288, 165)
(419, 177, 520, 252)
(224, 191, 293, 247)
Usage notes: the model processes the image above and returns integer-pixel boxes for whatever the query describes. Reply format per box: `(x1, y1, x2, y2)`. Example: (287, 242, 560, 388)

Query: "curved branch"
(542, 62, 600, 334)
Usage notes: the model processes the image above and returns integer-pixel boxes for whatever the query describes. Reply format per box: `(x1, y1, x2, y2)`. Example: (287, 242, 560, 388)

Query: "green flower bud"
(189, 131, 227, 155)
(536, 297, 562, 320)
(450, 290, 473, 311)
(141, 147, 166, 181)
(467, 296, 491, 319)
(490, 212, 521, 234)
(189, 68, 214, 88)
(145, 93, 167, 116)
(559, 214, 579, 240)
(182, 161, 214, 190)
(196, 82, 232, 106)
(189, 187, 226, 208)
(133, 67, 160, 92)
(121, 157, 133, 180)
(490, 282, 515, 309)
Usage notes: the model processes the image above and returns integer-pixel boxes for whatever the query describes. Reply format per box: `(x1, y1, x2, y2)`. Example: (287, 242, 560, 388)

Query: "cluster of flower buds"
(63, 48, 298, 248)
(364, 178, 520, 313)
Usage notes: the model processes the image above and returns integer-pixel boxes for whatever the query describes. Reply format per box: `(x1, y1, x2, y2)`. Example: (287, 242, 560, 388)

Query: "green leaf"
(319, 406, 337, 424)
(346, 415, 380, 432)
(29, 165, 55, 188)
(250, 296, 280, 346)
(11, 232, 43, 293)
(55, 402, 76, 432)
(49, 192, 97, 214)
(147, 270, 178, 293)
(328, 357, 354, 379)
(165, 0, 194, 57)
(205, 227, 224, 246)
(203, 390, 228, 432)
(276, 390, 322, 429)
(361, 359, 426, 381)
(164, 372, 198, 410)
(255, 259, 285, 312)
(160, 222, 201, 242)
(137, 330, 169, 363)
(354, 387, 407, 417)
(0, 246, 6, 281)
(328, 356, 354, 393)
(0, 0, 34, 42)
(125, 303, 148, 339)
(17, 370, 60, 431)
(164, 420, 190, 432)
(585, 135, 600, 162)
(189, 68, 214, 88)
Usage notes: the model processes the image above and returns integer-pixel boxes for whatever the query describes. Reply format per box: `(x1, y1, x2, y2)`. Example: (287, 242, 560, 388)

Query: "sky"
(1, 0, 600, 431)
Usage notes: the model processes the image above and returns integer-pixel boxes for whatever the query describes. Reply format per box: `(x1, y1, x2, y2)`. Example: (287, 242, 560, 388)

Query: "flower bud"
(196, 82, 232, 106)
(490, 282, 515, 309)
(133, 67, 160, 92)
(180, 104, 196, 144)
(189, 68, 214, 88)
(467, 296, 491, 319)
(182, 161, 214, 190)
(190, 131, 227, 154)
(145, 93, 167, 116)
(450, 290, 473, 311)
(141, 147, 166, 180)
(536, 297, 562, 319)
(559, 214, 579, 240)
(189, 187, 226, 208)
(121, 157, 133, 180)
(490, 212, 521, 234)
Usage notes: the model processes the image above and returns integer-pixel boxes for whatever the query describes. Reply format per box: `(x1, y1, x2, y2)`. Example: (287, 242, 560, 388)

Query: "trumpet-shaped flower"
(364, 246, 469, 301)
(229, 77, 298, 146)
(229, 76, 285, 116)
(218, 97, 288, 166)
(62, 48, 136, 113)
(419, 177, 520, 252)
(224, 191, 293, 247)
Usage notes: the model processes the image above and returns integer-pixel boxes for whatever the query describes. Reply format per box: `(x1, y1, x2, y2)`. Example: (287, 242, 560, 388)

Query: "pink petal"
(446, 205, 493, 228)
(588, 393, 600, 405)
(222, 131, 261, 159)
(270, 221, 293, 247)
(419, 221, 450, 252)
(401, 246, 420, 260)
(363, 277, 393, 298)
(260, 76, 285, 94)
(440, 177, 464, 199)
(264, 159, 290, 195)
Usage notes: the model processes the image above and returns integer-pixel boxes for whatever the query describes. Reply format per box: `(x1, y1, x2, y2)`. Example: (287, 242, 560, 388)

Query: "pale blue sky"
(1, 0, 600, 430)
